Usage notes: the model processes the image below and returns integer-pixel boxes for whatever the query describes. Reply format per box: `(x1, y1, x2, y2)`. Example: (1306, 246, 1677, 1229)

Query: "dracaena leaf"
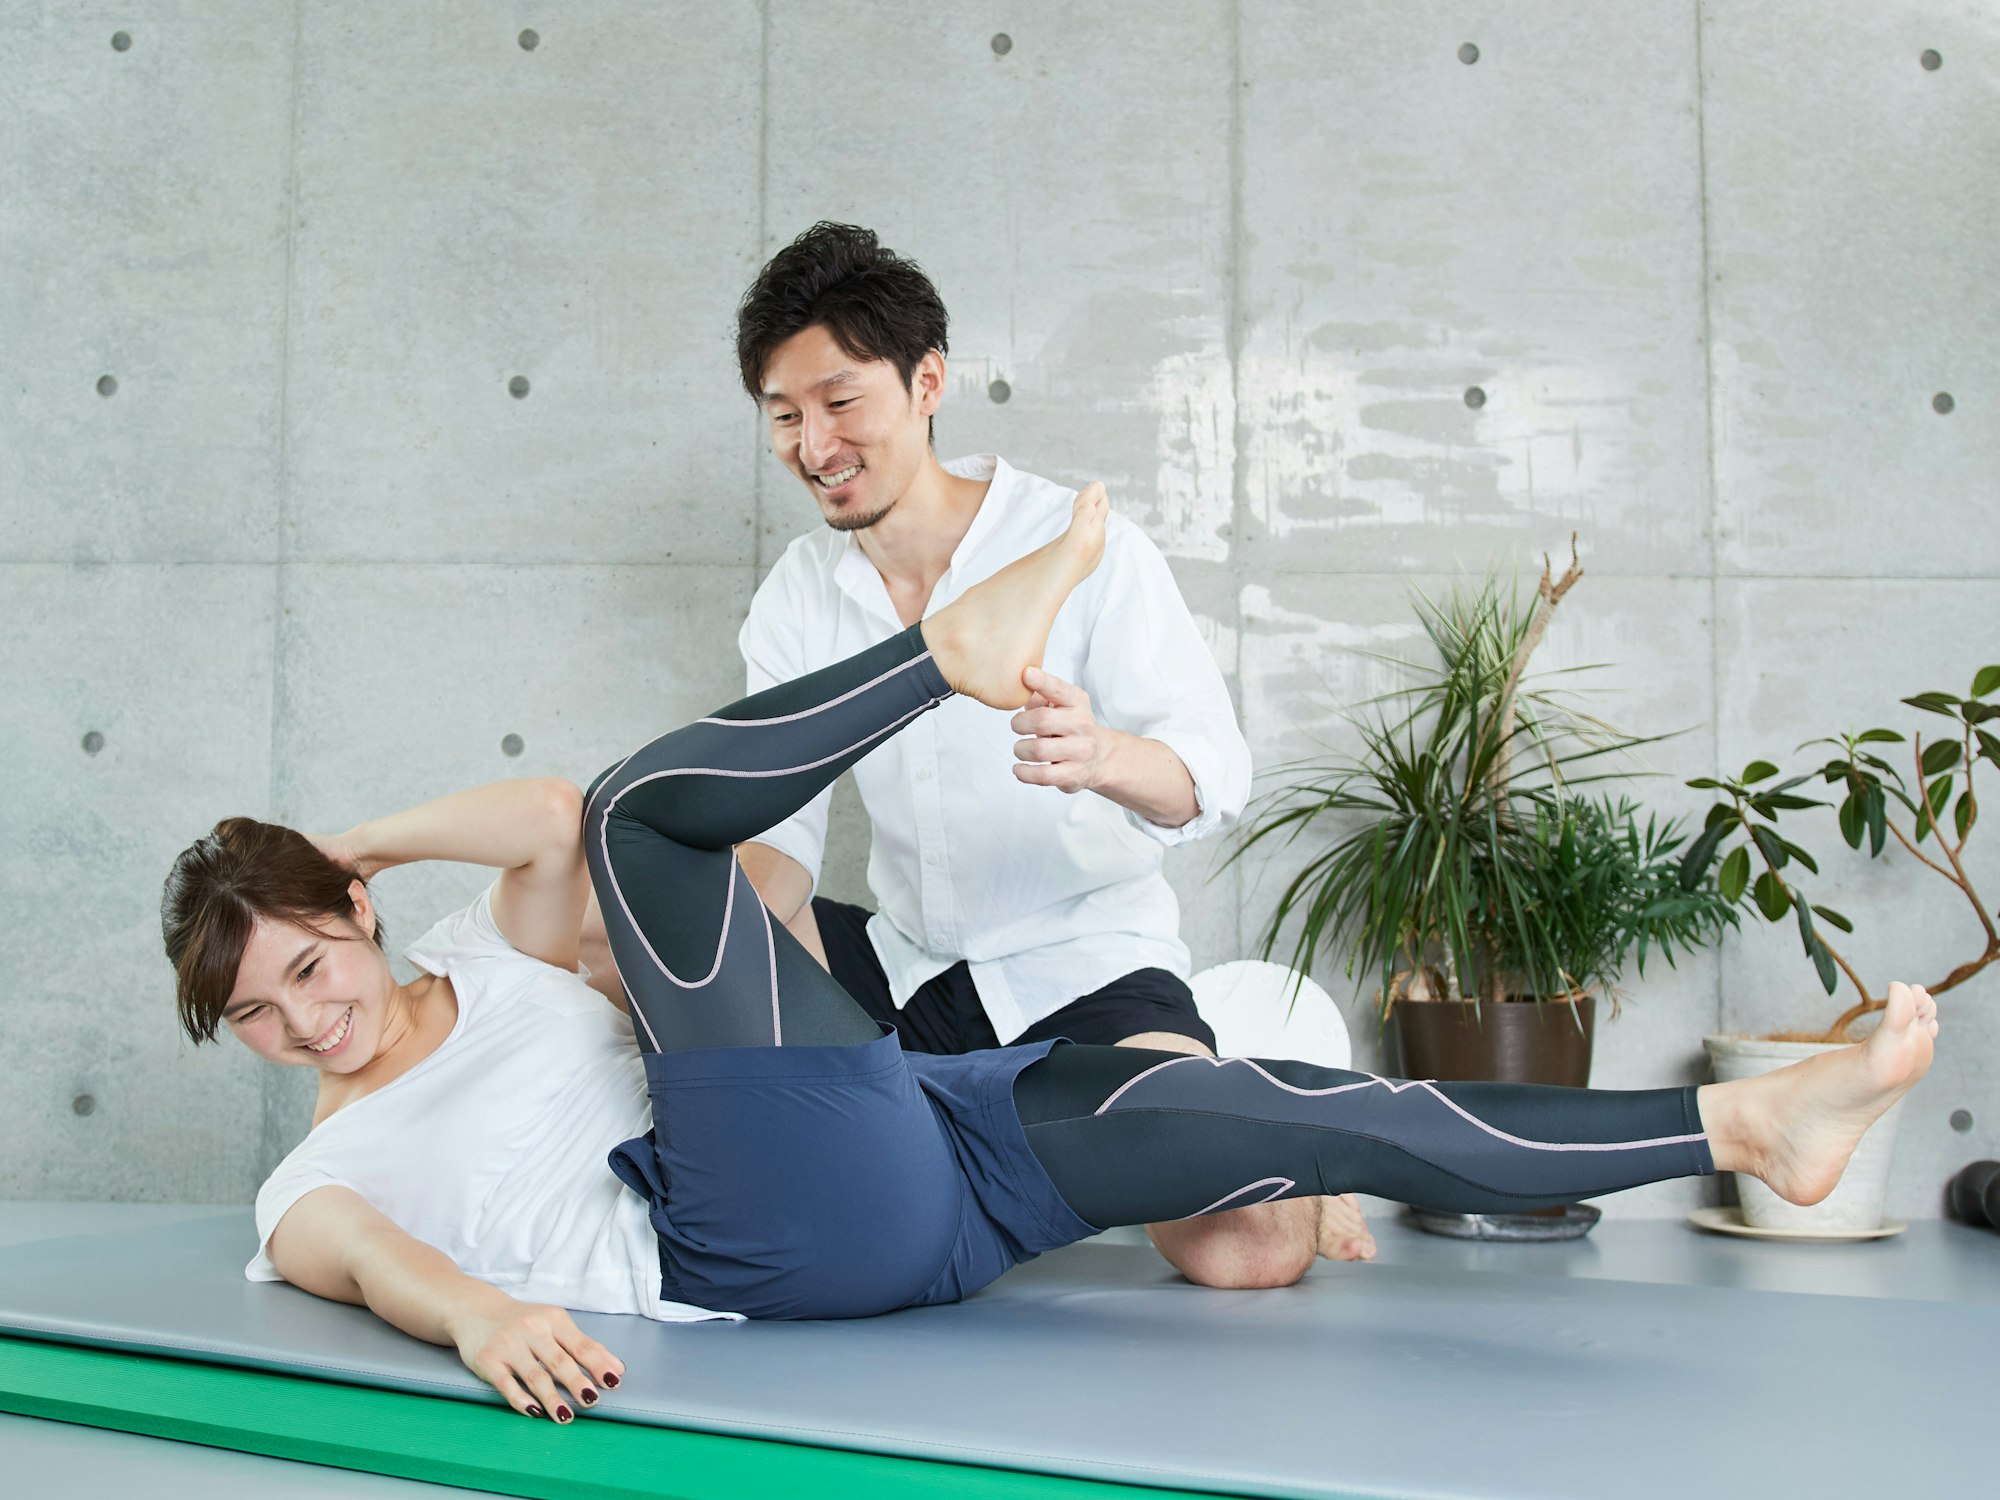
(1810, 904, 1854, 934)
(1972, 664, 2000, 698)
(1921, 740, 1963, 777)
(1838, 792, 1865, 849)
(1749, 823, 1788, 870)
(1752, 870, 1792, 922)
(1718, 845, 1751, 905)
(1679, 819, 1731, 891)
(1741, 760, 1780, 785)
(1956, 790, 1976, 842)
(1855, 728, 1905, 745)
(1903, 692, 1962, 717)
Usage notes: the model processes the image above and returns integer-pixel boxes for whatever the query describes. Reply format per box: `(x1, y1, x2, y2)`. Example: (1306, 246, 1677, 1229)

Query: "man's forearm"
(1092, 731, 1199, 829)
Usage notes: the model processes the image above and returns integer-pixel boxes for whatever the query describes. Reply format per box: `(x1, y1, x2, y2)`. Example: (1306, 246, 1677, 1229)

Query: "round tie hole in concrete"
(72, 1094, 97, 1117)
(111, 31, 132, 52)
(1464, 386, 1487, 410)
(82, 731, 106, 755)
(1933, 392, 1955, 415)
(991, 33, 1013, 57)
(97, 375, 118, 398)
(1920, 49, 1942, 72)
(1951, 1109, 1974, 1134)
(1458, 43, 1480, 65)
(519, 29, 540, 52)
(509, 375, 531, 399)
(988, 378, 1011, 405)
(501, 733, 525, 758)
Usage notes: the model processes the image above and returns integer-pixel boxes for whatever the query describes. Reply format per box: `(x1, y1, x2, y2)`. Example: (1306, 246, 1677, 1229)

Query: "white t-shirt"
(741, 454, 1253, 1043)
(246, 886, 735, 1324)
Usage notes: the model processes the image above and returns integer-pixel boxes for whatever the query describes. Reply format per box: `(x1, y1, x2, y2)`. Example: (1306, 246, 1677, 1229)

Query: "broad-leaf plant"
(1679, 665, 2000, 1041)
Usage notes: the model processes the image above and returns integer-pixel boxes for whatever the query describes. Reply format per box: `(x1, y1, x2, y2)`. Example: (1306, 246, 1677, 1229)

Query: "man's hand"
(1010, 668, 1112, 794)
(1010, 667, 1200, 827)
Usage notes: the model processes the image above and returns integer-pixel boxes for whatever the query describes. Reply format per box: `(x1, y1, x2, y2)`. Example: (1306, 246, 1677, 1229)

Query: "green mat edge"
(0, 1336, 1278, 1500)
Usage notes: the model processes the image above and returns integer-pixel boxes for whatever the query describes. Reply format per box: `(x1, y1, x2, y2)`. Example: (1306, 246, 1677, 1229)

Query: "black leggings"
(585, 625, 1714, 1230)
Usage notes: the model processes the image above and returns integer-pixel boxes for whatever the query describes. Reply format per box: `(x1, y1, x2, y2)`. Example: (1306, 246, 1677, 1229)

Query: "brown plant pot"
(1392, 995, 1595, 1087)
(1391, 996, 1598, 1234)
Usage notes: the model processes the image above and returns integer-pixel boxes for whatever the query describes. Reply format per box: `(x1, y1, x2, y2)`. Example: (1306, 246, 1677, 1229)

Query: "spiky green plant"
(1230, 559, 1734, 1017)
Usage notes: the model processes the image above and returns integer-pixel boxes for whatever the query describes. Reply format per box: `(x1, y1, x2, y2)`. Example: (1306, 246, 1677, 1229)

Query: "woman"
(162, 487, 1939, 1425)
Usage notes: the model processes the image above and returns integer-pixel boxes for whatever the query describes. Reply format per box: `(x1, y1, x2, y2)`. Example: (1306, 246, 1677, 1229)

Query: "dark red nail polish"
(601, 1371, 619, 1388)
(525, 1404, 544, 1419)
(581, 1387, 598, 1405)
(556, 1405, 573, 1423)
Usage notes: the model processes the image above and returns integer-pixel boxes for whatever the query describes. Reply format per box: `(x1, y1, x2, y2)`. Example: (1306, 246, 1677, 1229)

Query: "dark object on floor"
(1407, 1204, 1603, 1241)
(1947, 1160, 2000, 1229)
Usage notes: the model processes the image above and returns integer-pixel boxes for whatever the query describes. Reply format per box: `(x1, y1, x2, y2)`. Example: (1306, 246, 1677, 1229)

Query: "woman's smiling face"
(219, 882, 396, 1073)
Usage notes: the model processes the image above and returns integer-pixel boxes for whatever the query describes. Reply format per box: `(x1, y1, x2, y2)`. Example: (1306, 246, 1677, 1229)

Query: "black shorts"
(811, 898, 1217, 1055)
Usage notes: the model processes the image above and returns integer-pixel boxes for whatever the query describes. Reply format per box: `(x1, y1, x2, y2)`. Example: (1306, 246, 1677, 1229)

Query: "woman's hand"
(307, 828, 377, 879)
(450, 1297, 626, 1423)
(271, 1189, 623, 1426)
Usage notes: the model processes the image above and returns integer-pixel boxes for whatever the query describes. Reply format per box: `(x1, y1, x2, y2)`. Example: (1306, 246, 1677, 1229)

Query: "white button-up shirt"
(740, 455, 1252, 1043)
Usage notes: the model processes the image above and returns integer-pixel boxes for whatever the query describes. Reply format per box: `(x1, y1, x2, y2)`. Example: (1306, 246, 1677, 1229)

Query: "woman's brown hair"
(161, 817, 385, 1043)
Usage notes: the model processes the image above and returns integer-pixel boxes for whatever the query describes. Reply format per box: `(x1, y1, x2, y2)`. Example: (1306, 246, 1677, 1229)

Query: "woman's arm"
(269, 1185, 622, 1422)
(317, 778, 588, 970)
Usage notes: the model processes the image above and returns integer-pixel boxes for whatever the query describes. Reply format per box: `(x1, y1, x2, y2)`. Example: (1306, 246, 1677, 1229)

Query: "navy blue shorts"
(607, 1030, 1096, 1320)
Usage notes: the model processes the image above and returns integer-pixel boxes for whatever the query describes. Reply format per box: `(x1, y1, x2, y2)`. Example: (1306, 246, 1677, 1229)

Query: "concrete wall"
(3, 1, 1994, 1220)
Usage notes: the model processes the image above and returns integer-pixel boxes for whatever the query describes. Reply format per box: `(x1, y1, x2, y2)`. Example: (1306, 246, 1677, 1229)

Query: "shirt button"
(924, 850, 941, 866)
(915, 767, 932, 782)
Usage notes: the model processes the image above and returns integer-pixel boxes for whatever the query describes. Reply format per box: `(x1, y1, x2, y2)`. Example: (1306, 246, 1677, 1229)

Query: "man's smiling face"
(760, 323, 942, 533)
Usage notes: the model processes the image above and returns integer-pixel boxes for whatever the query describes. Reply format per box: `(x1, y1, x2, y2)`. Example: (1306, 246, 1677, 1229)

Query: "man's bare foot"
(922, 483, 1107, 709)
(1316, 1193, 1376, 1262)
(1703, 981, 1939, 1205)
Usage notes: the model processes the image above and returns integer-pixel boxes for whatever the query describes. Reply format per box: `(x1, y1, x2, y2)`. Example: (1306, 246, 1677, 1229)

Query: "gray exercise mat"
(0, 1211, 1991, 1500)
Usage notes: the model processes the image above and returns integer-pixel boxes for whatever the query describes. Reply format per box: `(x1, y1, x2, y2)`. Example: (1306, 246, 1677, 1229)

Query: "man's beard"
(824, 497, 896, 533)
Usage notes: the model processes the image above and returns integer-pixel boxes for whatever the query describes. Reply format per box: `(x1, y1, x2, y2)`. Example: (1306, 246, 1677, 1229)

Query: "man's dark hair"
(735, 223, 950, 411)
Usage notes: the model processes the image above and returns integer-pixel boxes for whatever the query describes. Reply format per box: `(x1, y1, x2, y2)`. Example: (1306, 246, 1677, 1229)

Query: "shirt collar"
(831, 454, 1015, 619)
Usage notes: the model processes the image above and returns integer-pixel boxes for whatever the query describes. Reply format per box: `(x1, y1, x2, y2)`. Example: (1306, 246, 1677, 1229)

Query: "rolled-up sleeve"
(737, 565, 834, 888)
(1080, 523, 1251, 847)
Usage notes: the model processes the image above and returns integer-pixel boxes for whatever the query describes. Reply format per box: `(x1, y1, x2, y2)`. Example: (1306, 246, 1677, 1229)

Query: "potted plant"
(1231, 547, 1736, 1238)
(1678, 665, 1999, 1233)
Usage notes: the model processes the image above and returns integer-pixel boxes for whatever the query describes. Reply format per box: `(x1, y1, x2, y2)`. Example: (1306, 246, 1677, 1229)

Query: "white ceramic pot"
(1703, 1034, 1903, 1233)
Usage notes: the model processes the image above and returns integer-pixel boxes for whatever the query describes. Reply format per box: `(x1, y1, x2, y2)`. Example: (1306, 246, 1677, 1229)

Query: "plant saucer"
(1685, 1205, 1907, 1242)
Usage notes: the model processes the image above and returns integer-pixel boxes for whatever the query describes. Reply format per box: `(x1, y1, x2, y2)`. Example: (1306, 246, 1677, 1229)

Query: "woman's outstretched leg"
(1014, 982, 1939, 1226)
(587, 485, 1108, 1055)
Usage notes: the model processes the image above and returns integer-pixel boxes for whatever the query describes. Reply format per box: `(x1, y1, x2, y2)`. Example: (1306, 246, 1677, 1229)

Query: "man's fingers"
(1010, 704, 1078, 737)
(1013, 762, 1085, 792)
(1014, 736, 1086, 764)
(1021, 667, 1086, 708)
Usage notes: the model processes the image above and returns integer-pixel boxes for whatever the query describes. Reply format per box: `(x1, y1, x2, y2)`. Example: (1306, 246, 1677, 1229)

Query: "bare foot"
(1316, 1193, 1377, 1262)
(922, 483, 1108, 709)
(1708, 982, 1939, 1206)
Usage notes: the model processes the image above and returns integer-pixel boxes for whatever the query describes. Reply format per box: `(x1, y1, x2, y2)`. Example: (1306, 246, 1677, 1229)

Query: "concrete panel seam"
(263, 0, 307, 1176)
(1695, 0, 1724, 1041)
(753, 0, 772, 579)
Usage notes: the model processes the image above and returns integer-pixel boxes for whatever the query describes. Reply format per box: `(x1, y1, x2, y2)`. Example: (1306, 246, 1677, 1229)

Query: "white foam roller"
(1189, 960, 1350, 1070)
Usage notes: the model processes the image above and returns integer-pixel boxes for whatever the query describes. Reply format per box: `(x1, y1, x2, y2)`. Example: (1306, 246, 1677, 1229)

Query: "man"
(722, 223, 1373, 1285)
